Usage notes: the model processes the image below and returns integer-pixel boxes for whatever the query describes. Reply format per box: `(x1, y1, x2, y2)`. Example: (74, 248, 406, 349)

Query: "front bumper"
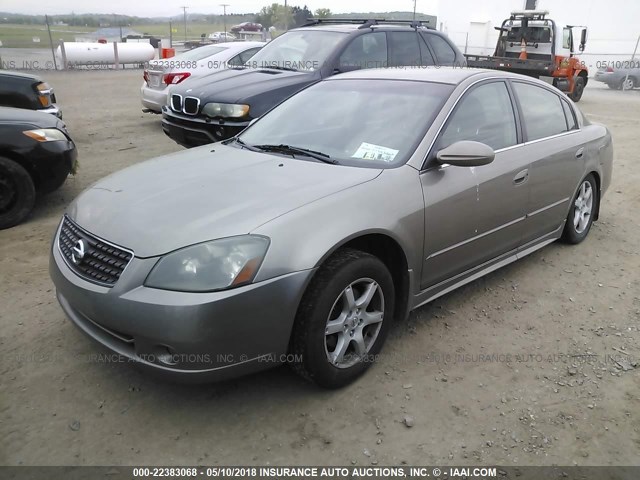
(49, 228, 313, 382)
(32, 139, 77, 194)
(161, 107, 249, 148)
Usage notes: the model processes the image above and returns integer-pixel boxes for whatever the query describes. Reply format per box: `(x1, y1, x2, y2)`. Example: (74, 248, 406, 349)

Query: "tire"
(561, 174, 598, 244)
(570, 76, 586, 102)
(0, 156, 36, 230)
(620, 76, 636, 91)
(290, 248, 395, 388)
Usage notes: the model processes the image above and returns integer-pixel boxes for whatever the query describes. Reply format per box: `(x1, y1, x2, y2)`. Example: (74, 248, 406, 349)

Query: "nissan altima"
(50, 68, 613, 388)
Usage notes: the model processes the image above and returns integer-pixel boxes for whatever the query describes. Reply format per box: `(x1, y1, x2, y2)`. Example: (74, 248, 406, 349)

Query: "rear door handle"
(513, 169, 529, 185)
(575, 147, 585, 159)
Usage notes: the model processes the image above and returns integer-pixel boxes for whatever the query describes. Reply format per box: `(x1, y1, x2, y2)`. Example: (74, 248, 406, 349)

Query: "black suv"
(0, 71, 62, 118)
(162, 19, 466, 147)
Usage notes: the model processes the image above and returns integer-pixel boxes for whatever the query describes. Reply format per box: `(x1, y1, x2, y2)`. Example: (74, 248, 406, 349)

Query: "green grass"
(0, 22, 248, 48)
(0, 24, 92, 48)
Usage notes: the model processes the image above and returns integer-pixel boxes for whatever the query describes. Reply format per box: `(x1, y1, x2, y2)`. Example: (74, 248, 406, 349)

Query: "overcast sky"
(1, 0, 439, 17)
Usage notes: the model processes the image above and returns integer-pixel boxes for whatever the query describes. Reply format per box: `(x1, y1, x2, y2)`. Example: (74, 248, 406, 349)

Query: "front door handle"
(575, 147, 585, 159)
(513, 169, 529, 185)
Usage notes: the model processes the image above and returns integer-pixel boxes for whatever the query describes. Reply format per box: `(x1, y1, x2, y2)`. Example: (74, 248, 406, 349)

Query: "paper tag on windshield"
(352, 142, 399, 162)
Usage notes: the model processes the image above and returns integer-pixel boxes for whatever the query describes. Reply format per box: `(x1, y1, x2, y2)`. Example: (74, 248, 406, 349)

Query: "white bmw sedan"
(140, 41, 265, 113)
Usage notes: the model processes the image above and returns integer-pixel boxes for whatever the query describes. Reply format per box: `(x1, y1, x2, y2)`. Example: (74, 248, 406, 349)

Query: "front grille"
(171, 94, 182, 111)
(183, 96, 200, 115)
(58, 216, 133, 287)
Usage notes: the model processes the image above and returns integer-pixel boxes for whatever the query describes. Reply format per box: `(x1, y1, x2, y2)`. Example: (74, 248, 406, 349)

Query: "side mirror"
(580, 28, 587, 51)
(436, 141, 495, 167)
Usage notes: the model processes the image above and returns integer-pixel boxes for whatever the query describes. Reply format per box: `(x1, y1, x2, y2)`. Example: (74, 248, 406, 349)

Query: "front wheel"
(570, 76, 586, 102)
(290, 249, 395, 388)
(562, 174, 598, 244)
(0, 156, 36, 230)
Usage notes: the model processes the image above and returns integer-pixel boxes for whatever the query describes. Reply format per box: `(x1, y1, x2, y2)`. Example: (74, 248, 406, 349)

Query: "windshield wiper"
(254, 144, 339, 164)
(265, 65, 300, 72)
(228, 137, 262, 152)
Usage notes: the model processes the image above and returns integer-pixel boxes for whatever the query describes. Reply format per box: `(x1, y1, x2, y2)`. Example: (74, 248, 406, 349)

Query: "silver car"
(50, 68, 613, 388)
(141, 41, 264, 113)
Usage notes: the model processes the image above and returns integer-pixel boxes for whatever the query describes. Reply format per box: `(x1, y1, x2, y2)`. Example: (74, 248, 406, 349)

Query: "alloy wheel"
(573, 180, 593, 234)
(324, 278, 385, 369)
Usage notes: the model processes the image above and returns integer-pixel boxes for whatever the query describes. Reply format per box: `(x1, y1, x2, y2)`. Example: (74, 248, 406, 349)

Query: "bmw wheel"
(562, 174, 598, 244)
(290, 248, 395, 388)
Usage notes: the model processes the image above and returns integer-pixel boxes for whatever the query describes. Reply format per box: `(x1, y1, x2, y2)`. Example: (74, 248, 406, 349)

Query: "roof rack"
(304, 18, 434, 30)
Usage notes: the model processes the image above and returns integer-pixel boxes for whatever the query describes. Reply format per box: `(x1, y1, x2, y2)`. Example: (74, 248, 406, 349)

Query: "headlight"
(202, 102, 250, 119)
(22, 128, 67, 142)
(145, 235, 269, 292)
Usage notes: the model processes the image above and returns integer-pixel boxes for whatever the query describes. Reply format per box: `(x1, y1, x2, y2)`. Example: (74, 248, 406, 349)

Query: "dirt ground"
(0, 70, 639, 467)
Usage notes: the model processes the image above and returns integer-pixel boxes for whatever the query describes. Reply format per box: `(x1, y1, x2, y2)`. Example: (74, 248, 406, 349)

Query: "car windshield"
(246, 30, 347, 71)
(237, 79, 454, 167)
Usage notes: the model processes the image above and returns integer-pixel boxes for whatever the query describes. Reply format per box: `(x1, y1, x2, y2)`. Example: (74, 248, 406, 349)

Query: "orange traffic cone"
(519, 38, 528, 60)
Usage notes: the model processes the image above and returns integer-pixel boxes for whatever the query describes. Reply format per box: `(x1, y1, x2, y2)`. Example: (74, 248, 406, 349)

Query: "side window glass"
(388, 32, 422, 67)
(439, 82, 517, 151)
(423, 33, 457, 65)
(513, 82, 569, 141)
(418, 36, 435, 66)
(239, 48, 261, 64)
(562, 100, 577, 130)
(227, 53, 244, 67)
(339, 32, 388, 69)
(562, 28, 572, 50)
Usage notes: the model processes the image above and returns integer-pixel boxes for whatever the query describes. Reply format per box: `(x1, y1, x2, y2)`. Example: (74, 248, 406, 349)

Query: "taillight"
(163, 72, 191, 85)
(143, 70, 150, 83)
(606, 67, 614, 73)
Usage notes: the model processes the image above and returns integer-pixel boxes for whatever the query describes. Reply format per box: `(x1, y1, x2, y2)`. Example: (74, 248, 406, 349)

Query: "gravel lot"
(1, 70, 639, 467)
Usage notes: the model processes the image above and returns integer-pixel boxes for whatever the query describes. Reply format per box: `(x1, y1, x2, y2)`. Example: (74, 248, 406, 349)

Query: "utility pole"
(220, 4, 229, 42)
(181, 6, 188, 42)
(413, 0, 417, 20)
(45, 15, 58, 71)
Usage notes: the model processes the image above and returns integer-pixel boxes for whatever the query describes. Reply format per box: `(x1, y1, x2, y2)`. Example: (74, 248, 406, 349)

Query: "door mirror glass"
(436, 141, 495, 167)
(580, 29, 587, 51)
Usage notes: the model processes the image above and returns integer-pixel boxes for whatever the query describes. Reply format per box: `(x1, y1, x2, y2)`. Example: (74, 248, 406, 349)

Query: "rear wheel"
(570, 76, 586, 102)
(620, 76, 636, 91)
(561, 174, 598, 244)
(0, 156, 36, 230)
(290, 249, 395, 388)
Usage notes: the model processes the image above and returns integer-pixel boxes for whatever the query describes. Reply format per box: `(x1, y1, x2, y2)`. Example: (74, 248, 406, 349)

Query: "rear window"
(422, 33, 457, 64)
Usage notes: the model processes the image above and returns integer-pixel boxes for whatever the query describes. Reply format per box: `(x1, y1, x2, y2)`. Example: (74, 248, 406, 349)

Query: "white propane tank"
(56, 42, 155, 65)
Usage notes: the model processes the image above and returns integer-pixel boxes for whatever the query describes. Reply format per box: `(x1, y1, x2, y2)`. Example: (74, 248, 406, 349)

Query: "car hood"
(67, 144, 382, 258)
(172, 67, 316, 109)
(0, 106, 61, 127)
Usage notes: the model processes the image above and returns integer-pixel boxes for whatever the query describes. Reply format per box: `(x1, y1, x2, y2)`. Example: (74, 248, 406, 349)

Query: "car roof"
(330, 66, 517, 85)
(212, 41, 265, 49)
(293, 24, 437, 33)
